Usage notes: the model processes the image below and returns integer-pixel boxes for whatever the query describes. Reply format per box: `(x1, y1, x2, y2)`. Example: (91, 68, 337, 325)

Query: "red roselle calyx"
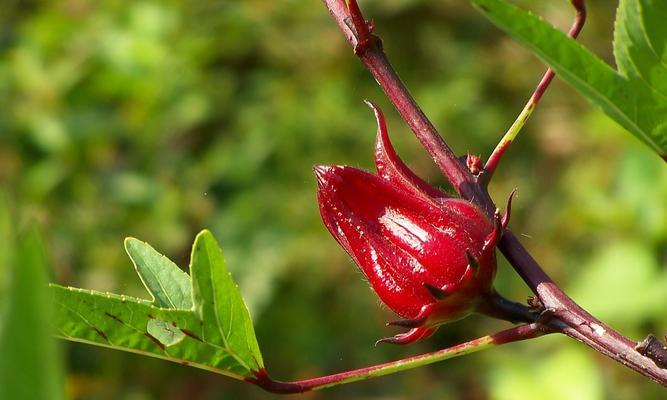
(315, 103, 513, 344)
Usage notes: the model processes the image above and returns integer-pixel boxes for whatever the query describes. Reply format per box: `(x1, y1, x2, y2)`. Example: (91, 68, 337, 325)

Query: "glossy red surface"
(315, 107, 497, 340)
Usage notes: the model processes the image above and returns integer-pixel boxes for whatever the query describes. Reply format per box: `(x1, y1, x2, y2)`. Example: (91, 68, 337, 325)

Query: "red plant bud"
(315, 103, 511, 344)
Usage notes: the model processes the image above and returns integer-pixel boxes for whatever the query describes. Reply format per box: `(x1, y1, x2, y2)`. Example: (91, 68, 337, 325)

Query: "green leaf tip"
(124, 237, 193, 310)
(190, 229, 264, 370)
(53, 229, 264, 379)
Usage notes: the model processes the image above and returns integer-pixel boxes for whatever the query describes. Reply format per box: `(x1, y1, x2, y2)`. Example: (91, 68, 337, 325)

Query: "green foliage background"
(1, 0, 666, 398)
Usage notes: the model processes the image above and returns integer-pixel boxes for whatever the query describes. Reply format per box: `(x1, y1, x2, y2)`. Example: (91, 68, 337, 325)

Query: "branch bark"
(322, 0, 667, 387)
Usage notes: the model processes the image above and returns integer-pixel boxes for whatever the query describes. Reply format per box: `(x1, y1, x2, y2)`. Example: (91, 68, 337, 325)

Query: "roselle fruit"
(315, 103, 512, 344)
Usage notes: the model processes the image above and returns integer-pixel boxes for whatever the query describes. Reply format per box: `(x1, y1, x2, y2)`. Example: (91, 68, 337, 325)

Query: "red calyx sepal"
(315, 104, 513, 344)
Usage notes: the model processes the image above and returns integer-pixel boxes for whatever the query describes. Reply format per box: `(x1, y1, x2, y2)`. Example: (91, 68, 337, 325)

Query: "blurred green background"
(1, 0, 666, 398)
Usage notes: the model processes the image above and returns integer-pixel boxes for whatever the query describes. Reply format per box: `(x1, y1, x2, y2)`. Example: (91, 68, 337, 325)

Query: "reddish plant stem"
(478, 290, 536, 324)
(483, 0, 587, 180)
(249, 323, 548, 393)
(326, 0, 480, 201)
(532, 0, 586, 105)
(323, 0, 667, 387)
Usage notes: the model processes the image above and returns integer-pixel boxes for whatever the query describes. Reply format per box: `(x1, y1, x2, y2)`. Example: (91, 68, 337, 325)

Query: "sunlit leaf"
(614, 0, 667, 99)
(190, 230, 263, 372)
(52, 229, 264, 379)
(469, 0, 667, 158)
(125, 238, 193, 309)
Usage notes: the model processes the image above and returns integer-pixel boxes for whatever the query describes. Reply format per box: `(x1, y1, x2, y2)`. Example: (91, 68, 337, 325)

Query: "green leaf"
(469, 0, 667, 158)
(147, 319, 186, 346)
(125, 238, 193, 309)
(190, 230, 263, 372)
(52, 229, 264, 379)
(0, 221, 65, 399)
(614, 0, 667, 99)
